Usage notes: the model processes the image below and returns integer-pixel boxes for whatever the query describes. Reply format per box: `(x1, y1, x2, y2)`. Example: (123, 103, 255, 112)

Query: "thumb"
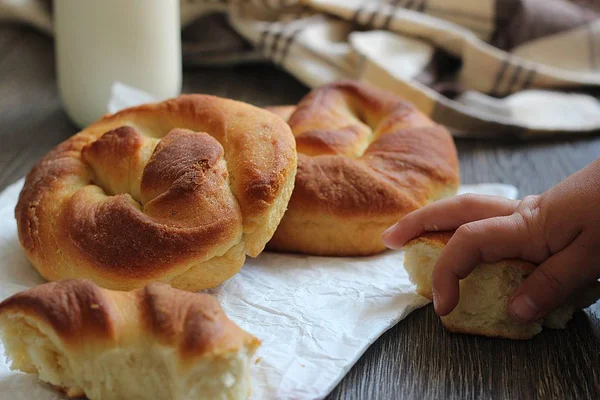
(508, 232, 599, 323)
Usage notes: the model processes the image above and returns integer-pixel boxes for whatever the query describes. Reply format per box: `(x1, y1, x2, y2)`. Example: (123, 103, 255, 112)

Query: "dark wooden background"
(1, 25, 599, 400)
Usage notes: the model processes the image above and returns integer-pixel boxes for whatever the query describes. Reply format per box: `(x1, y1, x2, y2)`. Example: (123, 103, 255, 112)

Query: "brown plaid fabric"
(2, 0, 600, 136)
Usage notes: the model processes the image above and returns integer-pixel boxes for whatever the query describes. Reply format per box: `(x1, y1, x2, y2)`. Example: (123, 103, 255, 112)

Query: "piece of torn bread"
(0, 279, 260, 400)
(403, 232, 600, 339)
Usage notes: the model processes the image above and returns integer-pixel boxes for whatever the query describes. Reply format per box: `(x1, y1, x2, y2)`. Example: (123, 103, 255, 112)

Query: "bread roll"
(403, 232, 600, 339)
(0, 279, 260, 399)
(266, 81, 459, 256)
(15, 95, 297, 291)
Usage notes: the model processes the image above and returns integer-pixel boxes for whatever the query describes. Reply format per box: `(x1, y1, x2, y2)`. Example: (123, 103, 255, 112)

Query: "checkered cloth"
(2, 0, 600, 137)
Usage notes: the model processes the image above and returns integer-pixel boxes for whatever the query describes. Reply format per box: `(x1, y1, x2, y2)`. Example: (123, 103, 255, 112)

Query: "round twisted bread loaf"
(16, 95, 297, 291)
(266, 81, 459, 256)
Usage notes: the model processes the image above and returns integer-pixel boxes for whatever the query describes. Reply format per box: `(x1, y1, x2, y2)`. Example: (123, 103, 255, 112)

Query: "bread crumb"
(254, 357, 262, 364)
(90, 304, 100, 309)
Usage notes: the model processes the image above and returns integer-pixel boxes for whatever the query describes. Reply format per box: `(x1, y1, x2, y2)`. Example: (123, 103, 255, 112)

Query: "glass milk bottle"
(54, 0, 182, 128)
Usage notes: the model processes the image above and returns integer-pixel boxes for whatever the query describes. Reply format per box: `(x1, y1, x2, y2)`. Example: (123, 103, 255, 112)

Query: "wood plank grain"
(183, 64, 307, 106)
(0, 28, 77, 189)
(1, 25, 600, 400)
(329, 306, 600, 399)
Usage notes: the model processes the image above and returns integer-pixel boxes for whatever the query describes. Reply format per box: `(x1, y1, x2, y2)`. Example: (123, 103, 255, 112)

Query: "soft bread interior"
(0, 313, 254, 400)
(404, 239, 581, 339)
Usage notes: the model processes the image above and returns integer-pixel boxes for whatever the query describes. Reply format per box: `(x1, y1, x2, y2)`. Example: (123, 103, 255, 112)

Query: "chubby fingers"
(431, 210, 550, 316)
(508, 230, 600, 324)
(382, 194, 519, 249)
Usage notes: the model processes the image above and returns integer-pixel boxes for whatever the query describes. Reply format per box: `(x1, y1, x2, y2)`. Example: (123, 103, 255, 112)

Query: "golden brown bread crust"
(0, 279, 114, 343)
(139, 282, 257, 357)
(15, 95, 297, 291)
(0, 279, 259, 360)
(266, 81, 459, 256)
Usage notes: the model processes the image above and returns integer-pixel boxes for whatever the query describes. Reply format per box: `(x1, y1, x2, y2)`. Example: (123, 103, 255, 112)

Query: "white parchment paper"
(0, 83, 519, 400)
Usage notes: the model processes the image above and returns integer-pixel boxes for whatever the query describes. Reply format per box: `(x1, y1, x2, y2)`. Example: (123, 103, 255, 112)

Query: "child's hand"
(382, 158, 600, 324)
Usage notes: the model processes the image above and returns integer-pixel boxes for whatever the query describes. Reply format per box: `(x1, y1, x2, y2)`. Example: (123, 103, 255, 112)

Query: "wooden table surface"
(1, 25, 600, 400)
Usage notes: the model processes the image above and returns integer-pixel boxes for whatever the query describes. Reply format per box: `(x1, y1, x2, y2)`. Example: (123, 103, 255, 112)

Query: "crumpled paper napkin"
(0, 84, 519, 399)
